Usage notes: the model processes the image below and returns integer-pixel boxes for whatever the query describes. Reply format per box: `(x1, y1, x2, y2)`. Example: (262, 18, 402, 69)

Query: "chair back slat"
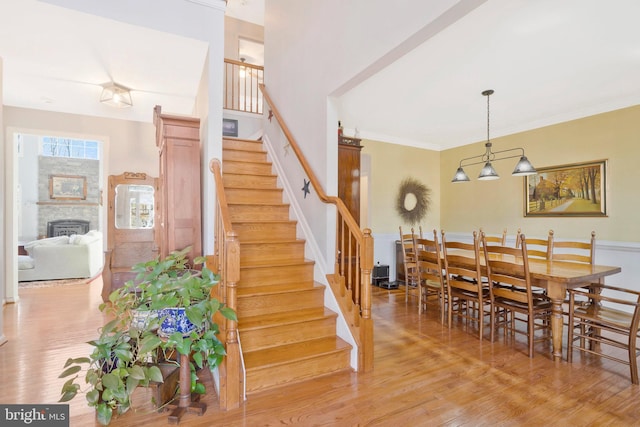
(550, 230, 596, 264)
(479, 228, 507, 245)
(516, 228, 553, 259)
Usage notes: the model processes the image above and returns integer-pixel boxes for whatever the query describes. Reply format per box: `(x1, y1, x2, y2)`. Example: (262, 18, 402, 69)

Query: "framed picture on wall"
(49, 174, 87, 200)
(524, 159, 607, 217)
(223, 118, 239, 137)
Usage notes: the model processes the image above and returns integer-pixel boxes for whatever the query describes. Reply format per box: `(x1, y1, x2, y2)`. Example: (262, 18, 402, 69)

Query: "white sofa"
(18, 230, 104, 282)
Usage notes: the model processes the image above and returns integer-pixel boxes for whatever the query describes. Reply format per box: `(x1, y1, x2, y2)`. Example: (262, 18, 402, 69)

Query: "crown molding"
(184, 0, 226, 11)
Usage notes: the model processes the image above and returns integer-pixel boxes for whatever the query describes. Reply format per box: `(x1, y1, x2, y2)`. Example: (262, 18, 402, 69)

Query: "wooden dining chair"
(549, 230, 597, 315)
(549, 230, 596, 264)
(414, 230, 446, 322)
(399, 226, 419, 302)
(442, 230, 489, 339)
(516, 228, 553, 259)
(482, 232, 553, 357)
(479, 228, 507, 245)
(567, 283, 640, 384)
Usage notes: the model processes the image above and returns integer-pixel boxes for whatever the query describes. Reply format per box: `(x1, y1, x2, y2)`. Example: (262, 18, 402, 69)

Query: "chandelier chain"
(486, 91, 490, 144)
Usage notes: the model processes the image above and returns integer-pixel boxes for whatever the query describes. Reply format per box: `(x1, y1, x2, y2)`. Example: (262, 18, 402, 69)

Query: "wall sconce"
(451, 89, 536, 183)
(100, 82, 133, 108)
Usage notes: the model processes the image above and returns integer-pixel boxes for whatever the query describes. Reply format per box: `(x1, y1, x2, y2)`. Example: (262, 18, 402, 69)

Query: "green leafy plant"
(59, 247, 236, 424)
(58, 319, 163, 426)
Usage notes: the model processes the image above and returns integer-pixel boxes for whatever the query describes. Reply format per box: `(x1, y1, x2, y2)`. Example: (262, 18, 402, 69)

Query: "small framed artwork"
(49, 175, 87, 200)
(524, 160, 607, 217)
(223, 118, 239, 137)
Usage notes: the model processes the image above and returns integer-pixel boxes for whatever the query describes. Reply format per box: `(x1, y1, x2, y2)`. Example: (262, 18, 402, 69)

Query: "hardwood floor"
(2, 278, 640, 426)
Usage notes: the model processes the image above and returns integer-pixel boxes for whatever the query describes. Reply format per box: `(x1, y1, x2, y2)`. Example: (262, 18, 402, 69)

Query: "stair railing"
(208, 158, 243, 410)
(224, 58, 264, 114)
(259, 84, 374, 372)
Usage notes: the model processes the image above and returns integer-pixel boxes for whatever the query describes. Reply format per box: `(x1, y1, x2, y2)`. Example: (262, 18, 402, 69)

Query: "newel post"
(218, 231, 242, 409)
(360, 228, 374, 372)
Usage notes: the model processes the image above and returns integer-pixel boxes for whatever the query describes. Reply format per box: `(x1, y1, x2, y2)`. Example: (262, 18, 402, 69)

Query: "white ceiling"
(341, 0, 640, 150)
(0, 0, 210, 123)
(2, 0, 640, 151)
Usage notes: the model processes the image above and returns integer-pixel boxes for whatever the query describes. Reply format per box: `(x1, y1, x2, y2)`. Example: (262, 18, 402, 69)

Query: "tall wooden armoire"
(338, 136, 363, 224)
(153, 105, 202, 265)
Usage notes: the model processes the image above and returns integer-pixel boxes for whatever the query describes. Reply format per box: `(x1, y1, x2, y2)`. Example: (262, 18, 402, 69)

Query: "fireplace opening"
(47, 219, 90, 237)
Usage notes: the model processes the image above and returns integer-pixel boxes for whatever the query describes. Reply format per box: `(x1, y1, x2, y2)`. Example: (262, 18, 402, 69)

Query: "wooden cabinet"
(338, 136, 363, 225)
(153, 106, 201, 265)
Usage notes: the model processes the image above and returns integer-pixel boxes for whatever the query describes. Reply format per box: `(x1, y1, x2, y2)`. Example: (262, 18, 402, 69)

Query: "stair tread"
(240, 239, 305, 245)
(225, 186, 282, 191)
(239, 259, 314, 269)
(223, 145, 266, 151)
(239, 307, 337, 330)
(238, 282, 320, 296)
(223, 137, 260, 142)
(229, 201, 289, 206)
(232, 219, 296, 223)
(244, 337, 351, 369)
(224, 158, 272, 165)
(224, 172, 277, 178)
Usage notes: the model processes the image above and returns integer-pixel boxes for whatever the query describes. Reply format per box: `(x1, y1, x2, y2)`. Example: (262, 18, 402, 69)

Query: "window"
(41, 136, 100, 160)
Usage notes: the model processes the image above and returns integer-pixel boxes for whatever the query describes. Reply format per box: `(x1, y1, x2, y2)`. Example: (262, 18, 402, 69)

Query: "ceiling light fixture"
(100, 82, 133, 108)
(451, 89, 536, 183)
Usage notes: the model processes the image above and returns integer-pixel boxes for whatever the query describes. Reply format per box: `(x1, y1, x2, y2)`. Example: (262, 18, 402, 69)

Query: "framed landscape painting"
(524, 160, 607, 217)
(49, 174, 87, 200)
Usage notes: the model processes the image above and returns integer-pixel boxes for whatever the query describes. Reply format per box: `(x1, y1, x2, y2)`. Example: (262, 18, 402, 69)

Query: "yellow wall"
(440, 105, 640, 242)
(361, 139, 441, 234)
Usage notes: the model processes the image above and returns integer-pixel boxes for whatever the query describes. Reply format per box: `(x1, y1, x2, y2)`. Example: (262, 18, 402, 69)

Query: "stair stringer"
(261, 133, 359, 371)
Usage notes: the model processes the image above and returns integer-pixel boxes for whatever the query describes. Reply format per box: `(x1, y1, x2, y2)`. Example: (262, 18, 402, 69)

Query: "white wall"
(17, 134, 39, 241)
(264, 0, 483, 263)
(0, 56, 6, 346)
(223, 110, 263, 140)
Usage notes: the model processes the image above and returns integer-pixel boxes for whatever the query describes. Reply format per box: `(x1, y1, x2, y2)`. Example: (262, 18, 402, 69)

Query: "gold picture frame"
(49, 174, 87, 200)
(524, 160, 607, 217)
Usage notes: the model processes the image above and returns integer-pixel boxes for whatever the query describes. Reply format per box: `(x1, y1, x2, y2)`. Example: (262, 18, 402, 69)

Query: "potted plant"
(58, 319, 164, 425)
(124, 248, 236, 394)
(59, 247, 235, 424)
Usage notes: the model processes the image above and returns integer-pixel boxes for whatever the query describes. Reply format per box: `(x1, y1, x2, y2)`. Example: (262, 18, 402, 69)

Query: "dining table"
(444, 248, 622, 361)
(523, 257, 621, 361)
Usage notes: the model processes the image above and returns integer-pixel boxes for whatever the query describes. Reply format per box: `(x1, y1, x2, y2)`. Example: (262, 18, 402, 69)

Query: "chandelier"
(451, 89, 536, 183)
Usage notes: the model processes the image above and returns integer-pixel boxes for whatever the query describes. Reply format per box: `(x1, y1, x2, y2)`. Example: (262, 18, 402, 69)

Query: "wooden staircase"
(222, 137, 352, 395)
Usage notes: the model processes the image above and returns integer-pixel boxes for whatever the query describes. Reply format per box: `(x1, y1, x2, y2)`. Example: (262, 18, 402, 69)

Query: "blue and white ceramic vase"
(130, 308, 158, 331)
(158, 307, 197, 338)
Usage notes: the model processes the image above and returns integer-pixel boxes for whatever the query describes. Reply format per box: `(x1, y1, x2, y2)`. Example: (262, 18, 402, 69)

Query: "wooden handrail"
(259, 83, 374, 372)
(208, 158, 243, 409)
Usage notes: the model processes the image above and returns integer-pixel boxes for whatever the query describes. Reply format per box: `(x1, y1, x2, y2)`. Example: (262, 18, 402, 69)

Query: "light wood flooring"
(2, 278, 640, 426)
